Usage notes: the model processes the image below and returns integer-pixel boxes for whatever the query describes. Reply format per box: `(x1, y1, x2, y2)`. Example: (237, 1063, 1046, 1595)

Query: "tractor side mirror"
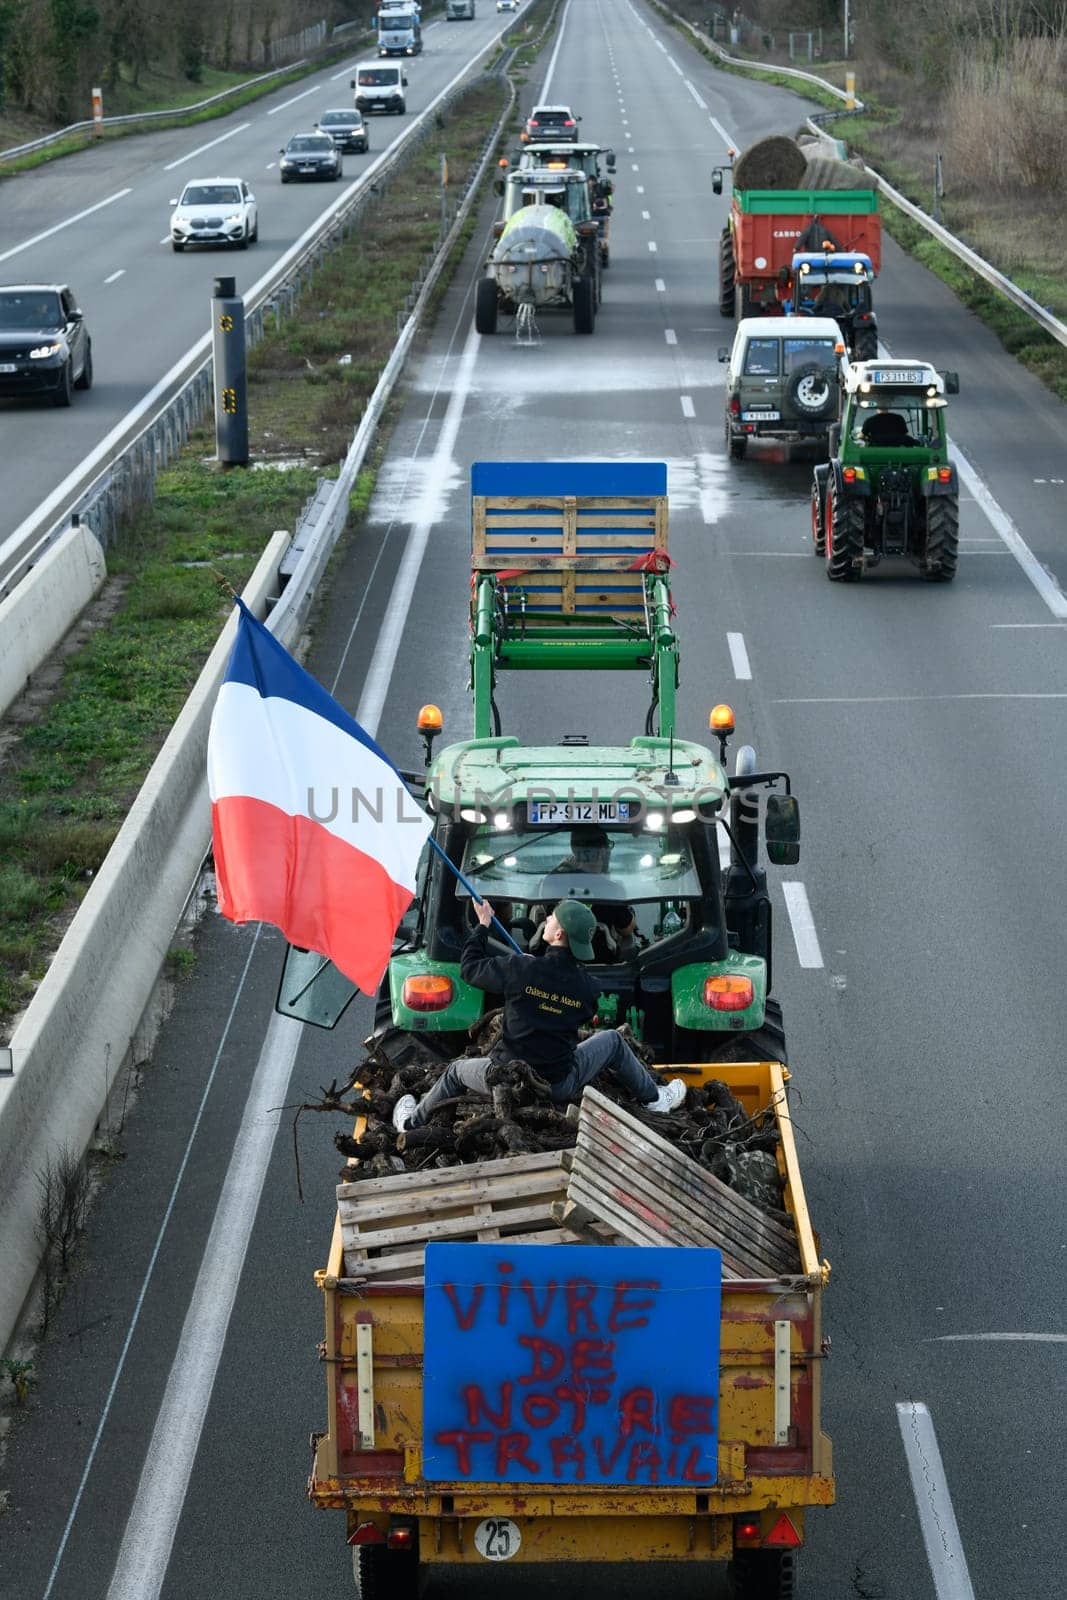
(606, 151, 616, 170)
(493, 177, 505, 195)
(350, 78, 356, 88)
(711, 167, 724, 195)
(765, 795, 800, 866)
(941, 371, 960, 394)
(717, 346, 729, 362)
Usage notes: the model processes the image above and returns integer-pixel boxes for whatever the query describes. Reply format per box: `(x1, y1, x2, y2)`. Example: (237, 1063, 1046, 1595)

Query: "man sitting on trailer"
(392, 897, 687, 1131)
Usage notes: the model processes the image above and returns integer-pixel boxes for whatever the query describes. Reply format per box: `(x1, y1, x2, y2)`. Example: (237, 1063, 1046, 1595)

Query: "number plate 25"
(474, 1518, 522, 1561)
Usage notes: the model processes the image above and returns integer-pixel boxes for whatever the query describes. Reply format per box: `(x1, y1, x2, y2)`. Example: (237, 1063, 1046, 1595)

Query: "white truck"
(351, 64, 408, 115)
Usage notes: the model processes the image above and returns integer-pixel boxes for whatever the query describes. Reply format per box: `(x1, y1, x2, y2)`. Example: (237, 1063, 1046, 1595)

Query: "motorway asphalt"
(2, 0, 1067, 1597)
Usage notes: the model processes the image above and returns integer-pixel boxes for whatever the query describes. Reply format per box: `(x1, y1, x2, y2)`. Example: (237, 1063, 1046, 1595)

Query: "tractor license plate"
(527, 801, 631, 824)
(869, 367, 925, 384)
(742, 409, 779, 421)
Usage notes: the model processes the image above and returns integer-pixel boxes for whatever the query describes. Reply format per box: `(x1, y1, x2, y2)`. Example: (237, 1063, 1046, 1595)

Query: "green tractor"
(811, 358, 961, 582)
(278, 463, 801, 1073)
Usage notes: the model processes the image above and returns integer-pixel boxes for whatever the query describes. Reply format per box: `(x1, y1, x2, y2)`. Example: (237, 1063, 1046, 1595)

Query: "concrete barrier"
(0, 523, 107, 717)
(0, 530, 290, 1353)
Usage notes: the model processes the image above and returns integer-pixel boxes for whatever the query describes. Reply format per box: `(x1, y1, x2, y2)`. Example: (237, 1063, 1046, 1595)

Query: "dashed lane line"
(726, 631, 751, 679)
(782, 883, 824, 968)
(897, 1403, 976, 1600)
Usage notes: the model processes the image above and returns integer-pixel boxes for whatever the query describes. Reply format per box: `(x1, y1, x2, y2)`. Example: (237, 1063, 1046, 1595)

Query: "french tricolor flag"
(207, 600, 433, 995)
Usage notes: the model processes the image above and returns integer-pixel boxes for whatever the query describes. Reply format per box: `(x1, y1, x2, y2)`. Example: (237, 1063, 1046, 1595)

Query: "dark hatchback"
(0, 283, 92, 406)
(316, 109, 369, 154)
(279, 133, 343, 182)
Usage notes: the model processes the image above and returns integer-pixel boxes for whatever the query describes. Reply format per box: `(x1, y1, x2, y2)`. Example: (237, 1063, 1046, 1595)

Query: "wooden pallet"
(553, 1088, 802, 1280)
(338, 1150, 592, 1283)
(471, 493, 668, 615)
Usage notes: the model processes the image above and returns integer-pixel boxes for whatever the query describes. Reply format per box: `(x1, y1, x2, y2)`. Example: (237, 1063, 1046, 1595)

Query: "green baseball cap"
(553, 898, 596, 961)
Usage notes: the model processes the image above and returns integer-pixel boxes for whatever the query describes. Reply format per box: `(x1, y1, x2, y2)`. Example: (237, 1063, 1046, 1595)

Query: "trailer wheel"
(810, 480, 826, 556)
(825, 485, 864, 582)
(475, 278, 498, 335)
(354, 1545, 419, 1600)
(718, 226, 736, 318)
(729, 1547, 797, 1600)
(921, 495, 959, 582)
(573, 275, 596, 334)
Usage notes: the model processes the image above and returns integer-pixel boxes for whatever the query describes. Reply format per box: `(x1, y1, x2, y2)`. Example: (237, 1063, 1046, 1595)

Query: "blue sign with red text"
(422, 1243, 722, 1485)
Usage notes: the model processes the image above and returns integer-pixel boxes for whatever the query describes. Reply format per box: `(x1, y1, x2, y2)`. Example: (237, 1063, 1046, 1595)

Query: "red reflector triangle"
(765, 1514, 802, 1548)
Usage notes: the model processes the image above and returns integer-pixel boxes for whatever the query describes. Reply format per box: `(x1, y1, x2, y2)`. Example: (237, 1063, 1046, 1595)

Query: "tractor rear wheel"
(475, 278, 498, 335)
(922, 495, 959, 582)
(573, 275, 596, 334)
(729, 1547, 797, 1600)
(810, 480, 826, 556)
(719, 226, 736, 318)
(825, 485, 864, 581)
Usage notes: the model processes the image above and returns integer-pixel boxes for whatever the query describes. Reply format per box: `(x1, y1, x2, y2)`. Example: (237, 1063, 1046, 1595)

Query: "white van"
(351, 64, 407, 116)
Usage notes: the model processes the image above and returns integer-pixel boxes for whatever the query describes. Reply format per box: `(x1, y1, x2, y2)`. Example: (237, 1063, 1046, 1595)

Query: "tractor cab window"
(853, 400, 939, 447)
(457, 826, 703, 959)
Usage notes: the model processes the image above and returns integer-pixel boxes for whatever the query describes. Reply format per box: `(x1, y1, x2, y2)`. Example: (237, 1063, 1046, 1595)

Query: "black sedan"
(315, 109, 369, 154)
(279, 134, 344, 183)
(0, 283, 92, 406)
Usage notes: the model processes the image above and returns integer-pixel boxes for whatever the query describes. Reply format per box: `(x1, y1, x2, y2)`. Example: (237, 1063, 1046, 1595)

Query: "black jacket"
(460, 926, 599, 1084)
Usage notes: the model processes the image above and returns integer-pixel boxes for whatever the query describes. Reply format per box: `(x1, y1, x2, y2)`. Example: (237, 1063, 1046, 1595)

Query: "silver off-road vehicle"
(719, 315, 845, 460)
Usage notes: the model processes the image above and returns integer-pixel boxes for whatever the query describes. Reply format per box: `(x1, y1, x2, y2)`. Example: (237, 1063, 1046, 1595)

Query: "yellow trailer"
(309, 1061, 832, 1599)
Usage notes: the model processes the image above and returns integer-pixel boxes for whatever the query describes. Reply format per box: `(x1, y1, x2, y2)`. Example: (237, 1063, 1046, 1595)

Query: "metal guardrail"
(662, 3, 1067, 354)
(661, 4, 864, 108)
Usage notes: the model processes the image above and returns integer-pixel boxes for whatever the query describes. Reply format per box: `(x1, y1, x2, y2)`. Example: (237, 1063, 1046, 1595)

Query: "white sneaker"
(392, 1093, 417, 1133)
(647, 1079, 686, 1115)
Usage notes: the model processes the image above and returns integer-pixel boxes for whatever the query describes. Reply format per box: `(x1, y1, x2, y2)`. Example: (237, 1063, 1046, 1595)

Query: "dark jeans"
(408, 1029, 658, 1128)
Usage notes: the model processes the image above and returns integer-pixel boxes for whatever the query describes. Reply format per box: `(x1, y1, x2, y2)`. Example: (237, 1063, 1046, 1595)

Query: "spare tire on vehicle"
(787, 363, 837, 419)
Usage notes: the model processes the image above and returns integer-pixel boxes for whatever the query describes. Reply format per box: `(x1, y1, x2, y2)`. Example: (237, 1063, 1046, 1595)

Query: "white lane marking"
(331, 59, 363, 80)
(158, 235, 169, 245)
(666, 55, 684, 74)
(540, 0, 574, 96)
(357, 321, 481, 732)
(41, 935, 264, 1600)
(0, 189, 133, 265)
(104, 269, 126, 284)
(710, 115, 736, 150)
(631, 161, 639, 170)
(685, 80, 707, 108)
(266, 84, 319, 115)
(636, 184, 645, 193)
(648, 240, 657, 253)
(929, 1332, 1067, 1342)
(775, 693, 1067, 704)
(664, 329, 677, 345)
(655, 278, 666, 292)
(952, 444, 1067, 619)
(642, 209, 650, 220)
(727, 631, 751, 679)
(991, 622, 1067, 628)
(106, 1010, 301, 1600)
(680, 395, 695, 418)
(782, 883, 824, 968)
(266, 161, 277, 170)
(897, 1403, 976, 1600)
(163, 122, 251, 170)
(628, 146, 635, 153)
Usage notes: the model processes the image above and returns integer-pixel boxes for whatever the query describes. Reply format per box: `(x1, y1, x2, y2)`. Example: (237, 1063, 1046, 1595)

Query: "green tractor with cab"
(278, 463, 801, 1074)
(811, 358, 961, 581)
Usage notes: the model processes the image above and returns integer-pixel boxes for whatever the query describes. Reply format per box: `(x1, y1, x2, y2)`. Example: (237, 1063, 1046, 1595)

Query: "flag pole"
(427, 836, 526, 956)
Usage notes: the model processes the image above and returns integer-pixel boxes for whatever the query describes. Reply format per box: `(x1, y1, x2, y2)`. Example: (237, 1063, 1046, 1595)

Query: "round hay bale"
(733, 134, 807, 191)
(801, 155, 869, 190)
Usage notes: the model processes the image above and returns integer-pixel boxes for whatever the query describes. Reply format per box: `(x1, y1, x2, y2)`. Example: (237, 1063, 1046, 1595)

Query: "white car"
(497, 0, 517, 10)
(169, 178, 258, 253)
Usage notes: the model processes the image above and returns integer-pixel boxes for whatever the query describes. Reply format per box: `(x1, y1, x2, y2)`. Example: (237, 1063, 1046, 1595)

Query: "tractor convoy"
(282, 89, 972, 1600)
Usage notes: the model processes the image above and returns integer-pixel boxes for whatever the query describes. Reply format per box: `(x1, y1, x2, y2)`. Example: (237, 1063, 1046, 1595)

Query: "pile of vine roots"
(319, 1015, 788, 1216)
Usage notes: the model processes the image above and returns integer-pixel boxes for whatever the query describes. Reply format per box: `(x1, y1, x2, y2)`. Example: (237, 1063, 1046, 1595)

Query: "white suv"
(169, 178, 258, 253)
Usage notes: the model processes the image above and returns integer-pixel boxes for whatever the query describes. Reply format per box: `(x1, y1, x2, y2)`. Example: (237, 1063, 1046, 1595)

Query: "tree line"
(0, 0, 368, 123)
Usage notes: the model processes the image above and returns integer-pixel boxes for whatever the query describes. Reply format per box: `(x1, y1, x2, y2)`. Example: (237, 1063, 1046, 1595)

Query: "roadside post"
(212, 276, 249, 466)
(92, 87, 103, 136)
(845, 70, 856, 109)
(440, 153, 449, 234)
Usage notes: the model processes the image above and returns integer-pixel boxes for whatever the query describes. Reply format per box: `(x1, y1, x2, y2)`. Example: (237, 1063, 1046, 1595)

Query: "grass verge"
(0, 70, 514, 1040)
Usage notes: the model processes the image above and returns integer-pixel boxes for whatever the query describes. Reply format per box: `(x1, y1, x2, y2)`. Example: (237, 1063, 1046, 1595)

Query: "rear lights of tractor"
(401, 974, 454, 1011)
(703, 975, 754, 1012)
